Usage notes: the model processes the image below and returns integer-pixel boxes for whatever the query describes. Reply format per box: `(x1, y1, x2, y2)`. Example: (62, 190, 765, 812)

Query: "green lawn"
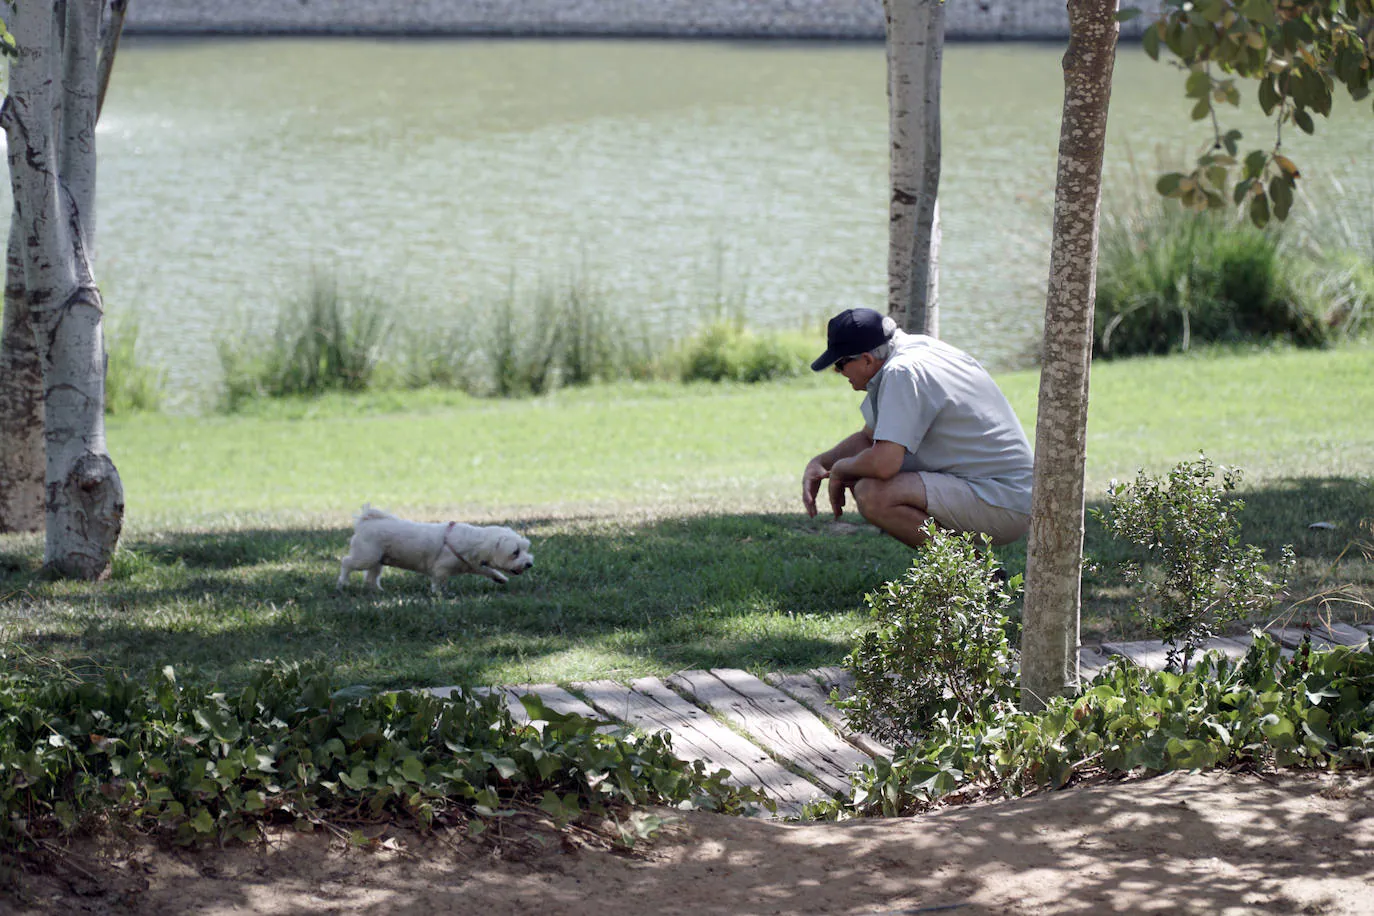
(2, 343, 1371, 689)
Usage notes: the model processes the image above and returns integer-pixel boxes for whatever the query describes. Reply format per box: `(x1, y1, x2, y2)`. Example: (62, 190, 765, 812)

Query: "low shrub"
(837, 524, 1021, 745)
(0, 661, 765, 854)
(675, 320, 814, 384)
(1094, 455, 1294, 671)
(1093, 202, 1328, 357)
(811, 633, 1374, 819)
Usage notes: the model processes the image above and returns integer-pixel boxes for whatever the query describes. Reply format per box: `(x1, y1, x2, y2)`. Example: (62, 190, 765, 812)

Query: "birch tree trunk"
(884, 0, 944, 337)
(1020, 0, 1120, 712)
(1, 0, 123, 578)
(0, 223, 46, 532)
(0, 0, 125, 536)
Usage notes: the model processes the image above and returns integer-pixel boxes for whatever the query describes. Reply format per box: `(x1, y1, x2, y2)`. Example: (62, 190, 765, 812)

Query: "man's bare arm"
(802, 429, 874, 517)
(826, 440, 907, 517)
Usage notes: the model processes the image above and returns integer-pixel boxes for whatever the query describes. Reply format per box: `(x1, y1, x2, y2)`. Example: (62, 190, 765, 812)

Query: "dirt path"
(9, 770, 1374, 915)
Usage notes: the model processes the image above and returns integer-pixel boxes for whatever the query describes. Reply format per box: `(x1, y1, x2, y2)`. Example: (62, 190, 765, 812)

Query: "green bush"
(0, 662, 765, 853)
(676, 320, 814, 384)
(1094, 203, 1328, 357)
(1094, 455, 1293, 671)
(811, 634, 1374, 819)
(837, 524, 1021, 745)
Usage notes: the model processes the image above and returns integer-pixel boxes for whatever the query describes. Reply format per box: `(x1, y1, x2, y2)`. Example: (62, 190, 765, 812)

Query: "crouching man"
(802, 307, 1033, 548)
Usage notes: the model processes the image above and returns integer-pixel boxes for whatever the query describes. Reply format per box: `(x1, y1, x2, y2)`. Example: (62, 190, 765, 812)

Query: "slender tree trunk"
(885, 0, 944, 337)
(0, 223, 46, 532)
(0, 0, 126, 541)
(2, 0, 123, 579)
(1020, 0, 1120, 712)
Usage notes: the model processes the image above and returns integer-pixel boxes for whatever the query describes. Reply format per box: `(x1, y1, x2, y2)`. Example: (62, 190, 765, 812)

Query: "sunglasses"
(833, 355, 859, 372)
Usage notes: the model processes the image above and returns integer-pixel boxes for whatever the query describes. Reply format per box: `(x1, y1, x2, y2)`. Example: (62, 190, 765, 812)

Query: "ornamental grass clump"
(837, 523, 1021, 747)
(1093, 202, 1327, 356)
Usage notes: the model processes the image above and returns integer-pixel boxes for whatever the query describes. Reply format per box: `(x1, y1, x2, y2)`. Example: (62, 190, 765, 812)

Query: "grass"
(2, 343, 1372, 689)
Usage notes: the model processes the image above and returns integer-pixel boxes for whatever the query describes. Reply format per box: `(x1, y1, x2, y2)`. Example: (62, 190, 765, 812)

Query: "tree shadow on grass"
(2, 475, 1368, 689)
(0, 512, 920, 690)
(1072, 475, 1374, 643)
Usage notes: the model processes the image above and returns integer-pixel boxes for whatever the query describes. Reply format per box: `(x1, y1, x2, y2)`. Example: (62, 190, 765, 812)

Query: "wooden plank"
(511, 684, 607, 721)
(425, 686, 530, 724)
(1198, 636, 1250, 661)
(1266, 627, 1342, 650)
(764, 672, 893, 759)
(504, 684, 620, 735)
(1101, 639, 1173, 671)
(1309, 622, 1371, 648)
(668, 669, 870, 797)
(575, 677, 823, 815)
(1224, 632, 1295, 660)
(808, 665, 856, 697)
(1078, 646, 1112, 679)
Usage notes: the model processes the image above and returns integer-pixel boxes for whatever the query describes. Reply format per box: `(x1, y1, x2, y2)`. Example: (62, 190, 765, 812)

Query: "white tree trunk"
(0, 223, 46, 533)
(885, 0, 944, 337)
(2, 0, 123, 578)
(0, 0, 125, 537)
(1020, 0, 1119, 712)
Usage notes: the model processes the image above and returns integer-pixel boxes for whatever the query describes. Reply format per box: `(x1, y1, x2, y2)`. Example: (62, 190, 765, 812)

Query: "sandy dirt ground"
(7, 770, 1374, 916)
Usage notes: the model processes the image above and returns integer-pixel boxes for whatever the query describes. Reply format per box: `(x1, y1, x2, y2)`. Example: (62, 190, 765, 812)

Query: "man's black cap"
(810, 308, 891, 371)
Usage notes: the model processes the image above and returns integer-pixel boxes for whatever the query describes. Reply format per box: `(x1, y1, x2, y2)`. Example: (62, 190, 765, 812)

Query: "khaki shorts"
(919, 472, 1031, 546)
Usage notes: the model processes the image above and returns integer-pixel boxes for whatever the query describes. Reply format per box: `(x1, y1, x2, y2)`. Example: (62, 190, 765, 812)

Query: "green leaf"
(191, 808, 216, 834)
(1186, 69, 1212, 100)
(1156, 173, 1185, 196)
(400, 756, 425, 784)
(1239, 0, 1277, 27)
(1293, 108, 1315, 134)
(1143, 25, 1162, 60)
(1258, 77, 1281, 116)
(1268, 177, 1293, 220)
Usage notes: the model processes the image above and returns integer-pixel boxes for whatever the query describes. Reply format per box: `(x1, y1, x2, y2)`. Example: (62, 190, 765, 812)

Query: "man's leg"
(852, 473, 937, 549)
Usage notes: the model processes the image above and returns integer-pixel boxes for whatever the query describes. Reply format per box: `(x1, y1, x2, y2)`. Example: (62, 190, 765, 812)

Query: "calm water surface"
(7, 38, 1371, 403)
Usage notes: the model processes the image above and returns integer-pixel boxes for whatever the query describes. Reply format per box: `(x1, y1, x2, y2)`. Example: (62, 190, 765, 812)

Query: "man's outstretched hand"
(827, 469, 850, 519)
(802, 459, 829, 518)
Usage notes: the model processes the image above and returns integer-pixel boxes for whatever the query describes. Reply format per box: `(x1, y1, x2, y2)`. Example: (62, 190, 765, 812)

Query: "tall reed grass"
(1093, 199, 1329, 357)
(1293, 180, 1374, 339)
(212, 269, 819, 412)
(104, 318, 165, 415)
(218, 275, 392, 410)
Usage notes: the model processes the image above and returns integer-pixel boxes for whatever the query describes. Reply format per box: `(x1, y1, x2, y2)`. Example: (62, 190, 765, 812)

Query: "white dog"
(337, 505, 534, 595)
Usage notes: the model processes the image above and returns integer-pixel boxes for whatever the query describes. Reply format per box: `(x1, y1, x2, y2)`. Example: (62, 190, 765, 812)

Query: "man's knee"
(852, 477, 887, 522)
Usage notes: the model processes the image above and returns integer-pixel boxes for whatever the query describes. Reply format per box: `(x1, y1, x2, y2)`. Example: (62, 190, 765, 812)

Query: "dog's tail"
(354, 503, 395, 524)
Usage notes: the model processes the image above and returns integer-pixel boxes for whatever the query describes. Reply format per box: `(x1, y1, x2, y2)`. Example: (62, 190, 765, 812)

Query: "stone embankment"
(124, 0, 1161, 40)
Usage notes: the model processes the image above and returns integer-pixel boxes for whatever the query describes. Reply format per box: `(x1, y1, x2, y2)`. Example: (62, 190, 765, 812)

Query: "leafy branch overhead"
(1124, 0, 1373, 225)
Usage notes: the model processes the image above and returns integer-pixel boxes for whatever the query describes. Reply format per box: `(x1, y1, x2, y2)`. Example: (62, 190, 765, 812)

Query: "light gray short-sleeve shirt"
(860, 332, 1033, 515)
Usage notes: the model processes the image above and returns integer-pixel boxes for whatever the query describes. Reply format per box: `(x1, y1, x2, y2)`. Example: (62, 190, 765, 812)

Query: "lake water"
(5, 37, 1371, 404)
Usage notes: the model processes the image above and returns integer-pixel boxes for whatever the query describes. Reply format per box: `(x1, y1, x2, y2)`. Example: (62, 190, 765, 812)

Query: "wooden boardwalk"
(432, 622, 1374, 817)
